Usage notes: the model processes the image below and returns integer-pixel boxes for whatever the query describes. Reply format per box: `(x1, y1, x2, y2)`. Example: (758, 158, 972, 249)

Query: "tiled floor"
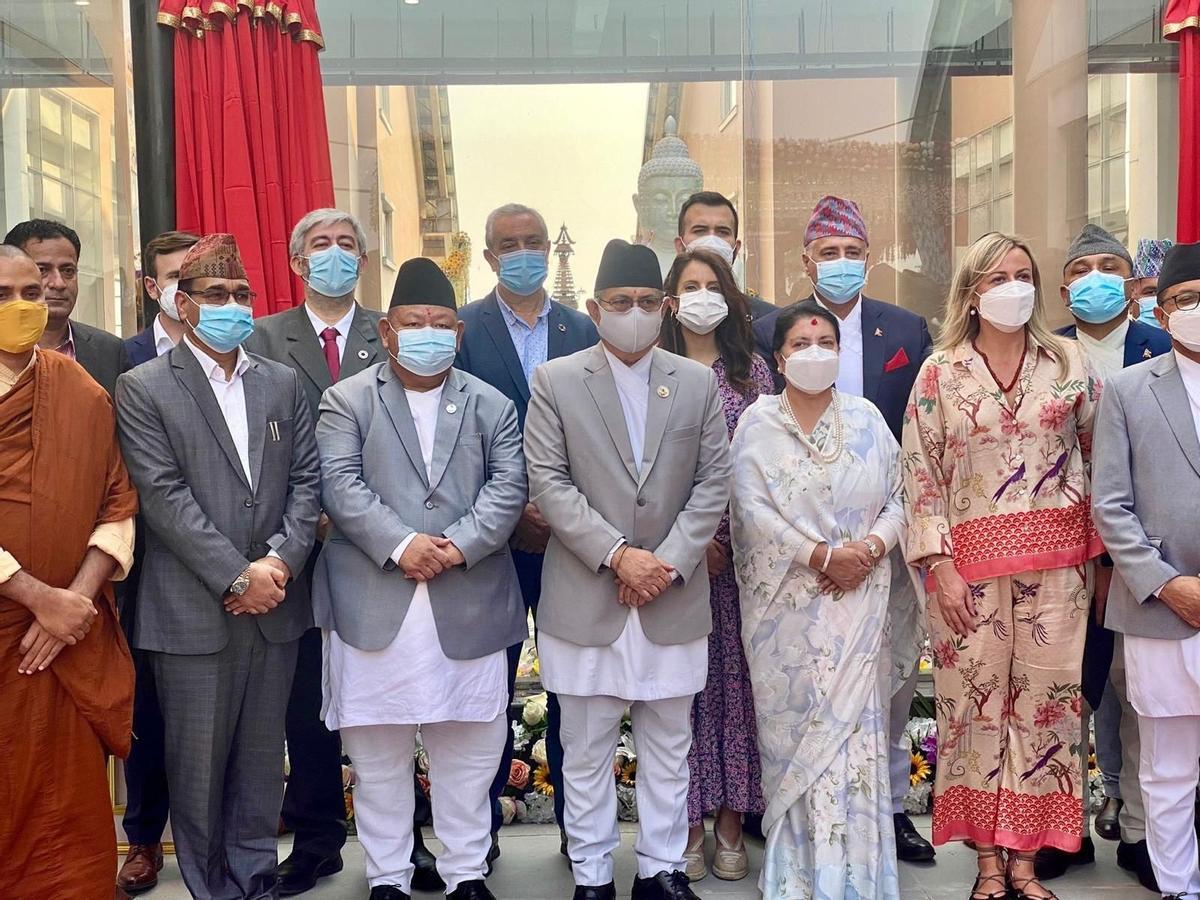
(142, 818, 1156, 899)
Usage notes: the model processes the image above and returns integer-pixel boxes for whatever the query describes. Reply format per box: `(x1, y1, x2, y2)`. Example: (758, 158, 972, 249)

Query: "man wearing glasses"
(1093, 241, 1200, 900)
(115, 233, 321, 900)
(524, 239, 731, 900)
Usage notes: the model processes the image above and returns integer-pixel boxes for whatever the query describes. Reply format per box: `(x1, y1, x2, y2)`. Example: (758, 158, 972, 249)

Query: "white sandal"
(712, 826, 749, 881)
(683, 830, 708, 882)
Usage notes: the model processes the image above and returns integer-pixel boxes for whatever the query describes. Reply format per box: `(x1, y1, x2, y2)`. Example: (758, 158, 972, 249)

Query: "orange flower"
(532, 764, 554, 796)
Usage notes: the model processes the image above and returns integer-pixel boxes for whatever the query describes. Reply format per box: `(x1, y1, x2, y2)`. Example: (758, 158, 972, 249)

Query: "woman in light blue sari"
(730, 300, 906, 900)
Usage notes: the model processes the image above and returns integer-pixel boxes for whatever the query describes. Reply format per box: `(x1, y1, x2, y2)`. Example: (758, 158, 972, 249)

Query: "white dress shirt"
(153, 315, 177, 357)
(304, 303, 356, 364)
(1076, 319, 1128, 379)
(322, 382, 508, 728)
(183, 335, 253, 487)
(820, 296, 865, 397)
(537, 348, 708, 702)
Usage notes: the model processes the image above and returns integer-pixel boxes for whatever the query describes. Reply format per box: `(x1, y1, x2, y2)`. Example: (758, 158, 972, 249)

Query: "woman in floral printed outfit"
(901, 233, 1104, 900)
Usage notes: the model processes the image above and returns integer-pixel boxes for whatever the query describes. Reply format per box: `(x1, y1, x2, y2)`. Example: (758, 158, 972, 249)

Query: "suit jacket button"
(637, 497, 647, 507)
(425, 500, 435, 510)
(244, 498, 253, 508)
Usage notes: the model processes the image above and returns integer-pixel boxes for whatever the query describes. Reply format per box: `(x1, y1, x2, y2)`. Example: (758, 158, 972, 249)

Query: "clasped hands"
(225, 557, 291, 616)
(813, 539, 880, 595)
(399, 534, 465, 582)
(613, 544, 676, 608)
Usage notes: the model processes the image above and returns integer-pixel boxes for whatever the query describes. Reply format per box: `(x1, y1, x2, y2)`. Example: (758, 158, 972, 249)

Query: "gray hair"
(289, 208, 369, 258)
(484, 203, 548, 250)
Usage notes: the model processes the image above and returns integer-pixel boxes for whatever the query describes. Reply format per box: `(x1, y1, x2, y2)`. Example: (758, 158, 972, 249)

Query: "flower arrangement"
(441, 232, 471, 306)
(902, 717, 937, 814)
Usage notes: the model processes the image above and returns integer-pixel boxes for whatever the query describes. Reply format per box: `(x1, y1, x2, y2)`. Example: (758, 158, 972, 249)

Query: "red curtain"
(1167, 1, 1200, 242)
(157, 0, 335, 315)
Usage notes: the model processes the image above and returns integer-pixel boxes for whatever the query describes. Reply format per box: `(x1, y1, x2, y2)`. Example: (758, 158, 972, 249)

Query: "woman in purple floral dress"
(660, 247, 772, 883)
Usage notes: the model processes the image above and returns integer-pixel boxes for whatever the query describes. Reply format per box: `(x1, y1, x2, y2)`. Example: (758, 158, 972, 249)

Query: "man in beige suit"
(524, 239, 731, 900)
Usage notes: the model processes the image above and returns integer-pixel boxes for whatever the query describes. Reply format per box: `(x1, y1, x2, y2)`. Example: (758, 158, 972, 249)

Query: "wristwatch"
(228, 565, 252, 597)
(864, 537, 883, 560)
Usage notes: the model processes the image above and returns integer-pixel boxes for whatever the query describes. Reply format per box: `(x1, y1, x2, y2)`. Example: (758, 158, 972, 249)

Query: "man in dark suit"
(116, 233, 321, 900)
(674, 191, 776, 321)
(4, 218, 129, 396)
(246, 208, 388, 896)
(456, 202, 599, 863)
(751, 196, 935, 864)
(115, 229, 200, 896)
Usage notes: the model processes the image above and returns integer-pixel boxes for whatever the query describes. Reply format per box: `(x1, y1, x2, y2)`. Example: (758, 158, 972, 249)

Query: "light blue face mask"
(497, 250, 548, 296)
(190, 298, 255, 353)
(394, 326, 457, 376)
(1067, 270, 1128, 325)
(1136, 296, 1163, 329)
(305, 246, 361, 298)
(814, 258, 866, 304)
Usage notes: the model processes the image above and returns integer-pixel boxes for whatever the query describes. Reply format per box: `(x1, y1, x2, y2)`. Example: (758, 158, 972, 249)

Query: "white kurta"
(1076, 318, 1128, 379)
(819, 294, 865, 398)
(537, 347, 707, 702)
(322, 383, 508, 729)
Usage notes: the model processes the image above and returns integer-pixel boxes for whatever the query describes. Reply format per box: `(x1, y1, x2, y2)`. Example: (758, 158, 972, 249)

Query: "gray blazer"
(524, 345, 732, 647)
(313, 364, 528, 659)
(245, 302, 384, 418)
(73, 319, 130, 398)
(1092, 351, 1200, 640)
(115, 342, 322, 654)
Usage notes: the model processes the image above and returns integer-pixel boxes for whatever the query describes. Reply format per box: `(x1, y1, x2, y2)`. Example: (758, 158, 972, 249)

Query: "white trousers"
(341, 715, 507, 893)
(558, 693, 694, 886)
(1138, 714, 1200, 895)
(888, 667, 919, 815)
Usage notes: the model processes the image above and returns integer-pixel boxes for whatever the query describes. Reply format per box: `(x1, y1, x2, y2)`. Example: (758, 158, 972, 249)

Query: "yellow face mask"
(0, 300, 49, 354)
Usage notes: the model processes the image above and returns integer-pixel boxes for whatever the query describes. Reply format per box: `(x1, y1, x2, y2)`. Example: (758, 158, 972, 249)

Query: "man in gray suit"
(116, 233, 321, 900)
(315, 258, 526, 900)
(524, 240, 731, 900)
(4, 218, 129, 396)
(1092, 240, 1200, 899)
(247, 208, 386, 896)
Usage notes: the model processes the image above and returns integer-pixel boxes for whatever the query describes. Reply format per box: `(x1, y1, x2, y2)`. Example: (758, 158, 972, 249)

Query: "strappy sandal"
(1007, 850, 1059, 900)
(968, 848, 1009, 900)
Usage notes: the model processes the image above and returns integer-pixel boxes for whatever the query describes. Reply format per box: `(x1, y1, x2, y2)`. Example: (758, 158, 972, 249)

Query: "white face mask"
(976, 280, 1036, 333)
(674, 288, 728, 335)
(153, 280, 181, 322)
(595, 306, 662, 354)
(783, 345, 840, 394)
(1166, 307, 1200, 351)
(685, 234, 736, 267)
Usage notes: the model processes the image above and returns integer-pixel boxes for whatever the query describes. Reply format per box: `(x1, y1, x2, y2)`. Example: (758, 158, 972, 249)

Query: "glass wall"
(317, 0, 1179, 334)
(0, 0, 140, 334)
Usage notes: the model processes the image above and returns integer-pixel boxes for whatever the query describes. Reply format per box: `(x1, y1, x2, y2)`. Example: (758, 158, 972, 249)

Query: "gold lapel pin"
(874, 328, 884, 337)
(657, 385, 670, 398)
(1143, 348, 1153, 359)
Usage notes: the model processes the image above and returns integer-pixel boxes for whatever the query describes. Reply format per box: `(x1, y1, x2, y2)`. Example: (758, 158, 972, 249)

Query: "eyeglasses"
(597, 295, 665, 314)
(1166, 291, 1200, 312)
(188, 288, 257, 305)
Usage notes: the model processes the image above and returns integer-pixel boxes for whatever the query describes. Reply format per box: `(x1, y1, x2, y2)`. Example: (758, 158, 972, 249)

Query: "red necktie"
(320, 327, 340, 381)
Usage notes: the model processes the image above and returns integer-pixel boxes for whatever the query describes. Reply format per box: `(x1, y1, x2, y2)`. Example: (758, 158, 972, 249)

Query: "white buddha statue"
(633, 116, 704, 277)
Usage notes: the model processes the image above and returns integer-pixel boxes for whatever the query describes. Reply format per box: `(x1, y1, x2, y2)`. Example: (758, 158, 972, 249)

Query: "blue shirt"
(496, 293, 551, 386)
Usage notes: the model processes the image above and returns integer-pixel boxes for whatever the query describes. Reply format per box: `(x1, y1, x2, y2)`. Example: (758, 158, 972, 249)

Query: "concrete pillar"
(1128, 72, 1180, 242)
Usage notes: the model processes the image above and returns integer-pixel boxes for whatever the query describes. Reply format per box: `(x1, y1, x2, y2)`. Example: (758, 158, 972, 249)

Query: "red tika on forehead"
(811, 318, 819, 325)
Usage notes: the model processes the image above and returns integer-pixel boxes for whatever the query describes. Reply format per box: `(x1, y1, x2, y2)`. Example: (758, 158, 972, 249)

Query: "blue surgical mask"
(1136, 297, 1163, 329)
(394, 326, 457, 376)
(814, 258, 866, 304)
(497, 250, 548, 296)
(189, 298, 255, 353)
(1068, 270, 1128, 324)
(304, 246, 361, 298)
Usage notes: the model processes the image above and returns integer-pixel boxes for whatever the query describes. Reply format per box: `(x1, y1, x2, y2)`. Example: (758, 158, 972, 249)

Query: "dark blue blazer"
(752, 294, 933, 440)
(1057, 319, 1173, 368)
(124, 324, 159, 369)
(456, 290, 599, 430)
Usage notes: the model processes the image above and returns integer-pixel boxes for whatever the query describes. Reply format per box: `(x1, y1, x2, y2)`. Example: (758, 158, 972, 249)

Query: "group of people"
(2, 185, 1199, 900)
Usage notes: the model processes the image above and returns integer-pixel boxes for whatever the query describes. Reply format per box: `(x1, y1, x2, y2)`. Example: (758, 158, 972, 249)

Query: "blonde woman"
(901, 233, 1103, 900)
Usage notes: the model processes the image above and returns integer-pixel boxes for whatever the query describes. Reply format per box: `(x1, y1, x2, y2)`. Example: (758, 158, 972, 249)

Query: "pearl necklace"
(779, 390, 844, 464)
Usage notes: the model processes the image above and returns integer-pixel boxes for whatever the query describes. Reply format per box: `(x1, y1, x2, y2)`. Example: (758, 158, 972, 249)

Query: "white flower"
(512, 722, 530, 752)
(531, 738, 548, 766)
(522, 693, 548, 727)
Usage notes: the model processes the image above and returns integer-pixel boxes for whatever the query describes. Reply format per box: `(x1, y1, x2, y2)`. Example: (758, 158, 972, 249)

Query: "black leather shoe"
(1033, 836, 1095, 880)
(411, 830, 445, 893)
(893, 812, 936, 862)
(631, 870, 698, 900)
(572, 884, 615, 900)
(1117, 839, 1160, 893)
(447, 880, 495, 900)
(1095, 796, 1123, 841)
(277, 850, 344, 896)
(369, 888, 411, 900)
(483, 832, 501, 877)
(560, 828, 569, 858)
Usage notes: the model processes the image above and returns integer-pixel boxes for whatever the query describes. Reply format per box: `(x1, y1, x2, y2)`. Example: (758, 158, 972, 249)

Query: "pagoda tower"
(552, 223, 580, 308)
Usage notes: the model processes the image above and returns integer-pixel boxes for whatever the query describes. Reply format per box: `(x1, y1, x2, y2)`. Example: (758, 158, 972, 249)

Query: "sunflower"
(620, 759, 637, 785)
(532, 764, 554, 796)
(910, 751, 931, 786)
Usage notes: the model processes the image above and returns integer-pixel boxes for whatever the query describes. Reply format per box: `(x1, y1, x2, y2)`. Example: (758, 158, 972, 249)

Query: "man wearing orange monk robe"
(0, 245, 138, 900)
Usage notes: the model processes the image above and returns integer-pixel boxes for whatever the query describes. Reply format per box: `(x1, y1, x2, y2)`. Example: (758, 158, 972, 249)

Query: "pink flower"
(920, 365, 940, 401)
(1000, 409, 1022, 437)
(933, 640, 959, 669)
(508, 759, 531, 790)
(1033, 700, 1066, 730)
(1070, 695, 1083, 716)
(1038, 398, 1071, 432)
